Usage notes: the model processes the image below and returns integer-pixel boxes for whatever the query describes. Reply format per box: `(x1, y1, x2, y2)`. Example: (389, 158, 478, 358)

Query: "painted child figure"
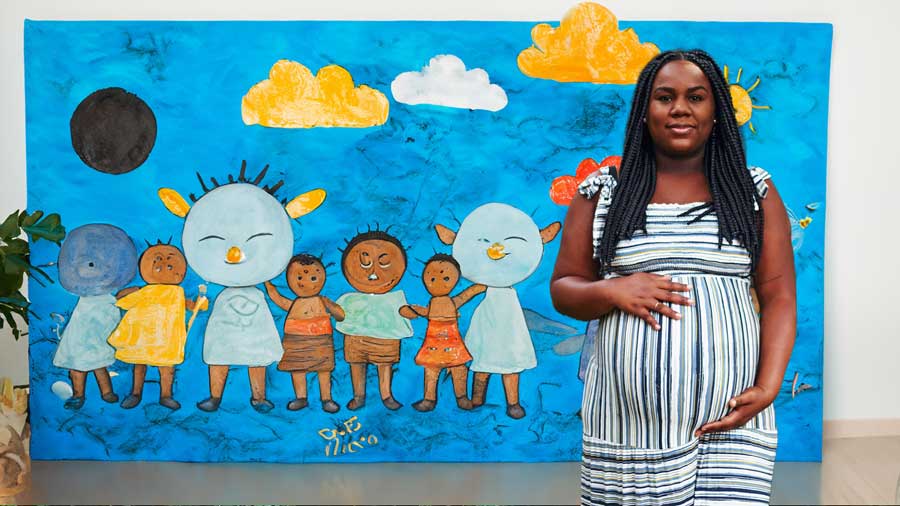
(107, 243, 208, 411)
(335, 230, 413, 411)
(53, 223, 137, 410)
(400, 253, 486, 412)
(264, 254, 345, 413)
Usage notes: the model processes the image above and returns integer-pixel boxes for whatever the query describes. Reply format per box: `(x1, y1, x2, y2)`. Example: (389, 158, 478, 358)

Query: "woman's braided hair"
(596, 49, 764, 277)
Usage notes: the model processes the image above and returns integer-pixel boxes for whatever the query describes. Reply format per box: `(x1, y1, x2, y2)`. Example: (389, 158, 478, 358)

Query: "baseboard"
(823, 418, 900, 439)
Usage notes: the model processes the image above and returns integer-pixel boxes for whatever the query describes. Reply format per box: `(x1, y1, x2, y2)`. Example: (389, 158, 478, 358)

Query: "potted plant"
(0, 210, 65, 501)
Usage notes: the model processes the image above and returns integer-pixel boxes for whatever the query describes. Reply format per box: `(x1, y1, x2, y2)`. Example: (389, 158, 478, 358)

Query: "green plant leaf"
(0, 211, 20, 240)
(23, 212, 65, 244)
(3, 238, 28, 255)
(18, 210, 42, 228)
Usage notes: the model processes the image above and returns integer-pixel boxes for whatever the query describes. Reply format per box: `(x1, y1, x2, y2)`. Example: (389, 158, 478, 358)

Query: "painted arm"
(185, 297, 208, 312)
(263, 281, 293, 311)
(697, 180, 796, 436)
(452, 284, 487, 308)
(399, 304, 428, 319)
(115, 286, 140, 300)
(321, 296, 346, 322)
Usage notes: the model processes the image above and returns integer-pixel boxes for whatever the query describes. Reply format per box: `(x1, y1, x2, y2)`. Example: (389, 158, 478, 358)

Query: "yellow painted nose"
(486, 242, 507, 260)
(225, 246, 245, 264)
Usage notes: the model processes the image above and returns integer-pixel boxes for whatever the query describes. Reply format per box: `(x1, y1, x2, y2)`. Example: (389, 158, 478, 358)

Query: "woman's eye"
(657, 95, 672, 102)
(689, 95, 703, 102)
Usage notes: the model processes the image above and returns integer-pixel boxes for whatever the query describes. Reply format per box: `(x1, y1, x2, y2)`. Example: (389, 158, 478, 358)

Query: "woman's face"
(646, 60, 716, 159)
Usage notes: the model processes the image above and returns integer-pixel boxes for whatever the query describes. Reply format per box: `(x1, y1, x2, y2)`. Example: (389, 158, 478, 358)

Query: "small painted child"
(400, 254, 486, 412)
(107, 243, 208, 411)
(264, 254, 345, 413)
(53, 224, 138, 410)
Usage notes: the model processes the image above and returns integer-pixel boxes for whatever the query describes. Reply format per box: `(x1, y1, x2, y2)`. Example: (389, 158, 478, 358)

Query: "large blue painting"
(24, 3, 831, 462)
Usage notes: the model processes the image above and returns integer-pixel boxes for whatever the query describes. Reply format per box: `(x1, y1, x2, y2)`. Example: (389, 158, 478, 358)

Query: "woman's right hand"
(606, 273, 694, 330)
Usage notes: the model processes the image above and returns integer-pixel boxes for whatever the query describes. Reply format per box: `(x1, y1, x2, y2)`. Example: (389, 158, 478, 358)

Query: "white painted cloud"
(391, 54, 508, 112)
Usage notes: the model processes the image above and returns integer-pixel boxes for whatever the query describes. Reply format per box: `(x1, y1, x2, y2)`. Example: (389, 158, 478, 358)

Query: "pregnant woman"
(550, 49, 797, 505)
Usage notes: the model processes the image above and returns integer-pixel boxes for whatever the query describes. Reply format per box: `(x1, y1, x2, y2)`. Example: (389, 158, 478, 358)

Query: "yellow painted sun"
(724, 65, 771, 134)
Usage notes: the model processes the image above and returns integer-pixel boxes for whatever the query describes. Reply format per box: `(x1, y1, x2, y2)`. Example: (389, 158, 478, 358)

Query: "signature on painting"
(318, 415, 379, 457)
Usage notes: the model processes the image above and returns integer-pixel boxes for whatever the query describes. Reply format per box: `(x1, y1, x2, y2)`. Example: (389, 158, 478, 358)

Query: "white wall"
(1, 0, 896, 422)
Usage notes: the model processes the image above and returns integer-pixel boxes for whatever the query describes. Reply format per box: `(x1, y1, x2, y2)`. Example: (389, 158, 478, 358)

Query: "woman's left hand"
(694, 385, 776, 437)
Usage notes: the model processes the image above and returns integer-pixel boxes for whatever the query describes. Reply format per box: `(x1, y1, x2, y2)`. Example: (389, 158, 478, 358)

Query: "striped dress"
(578, 166, 778, 505)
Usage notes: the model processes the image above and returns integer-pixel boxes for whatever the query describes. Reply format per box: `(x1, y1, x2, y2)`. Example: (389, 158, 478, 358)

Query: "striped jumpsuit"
(578, 166, 778, 505)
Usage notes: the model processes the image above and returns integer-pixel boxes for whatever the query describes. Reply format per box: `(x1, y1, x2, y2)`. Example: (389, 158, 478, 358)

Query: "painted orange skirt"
(414, 320, 472, 368)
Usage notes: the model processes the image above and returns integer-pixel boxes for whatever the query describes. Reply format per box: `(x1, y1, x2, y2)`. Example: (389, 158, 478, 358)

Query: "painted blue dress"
(579, 166, 778, 505)
(53, 294, 119, 371)
(203, 286, 284, 366)
(465, 286, 537, 374)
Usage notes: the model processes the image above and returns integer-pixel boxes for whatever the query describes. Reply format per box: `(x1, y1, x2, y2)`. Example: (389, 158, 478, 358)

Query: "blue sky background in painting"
(25, 19, 830, 462)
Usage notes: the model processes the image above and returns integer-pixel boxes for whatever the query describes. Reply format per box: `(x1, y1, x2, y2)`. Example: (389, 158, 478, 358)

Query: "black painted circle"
(70, 87, 157, 175)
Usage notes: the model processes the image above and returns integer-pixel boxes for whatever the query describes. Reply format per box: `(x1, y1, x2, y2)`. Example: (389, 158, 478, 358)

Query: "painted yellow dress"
(107, 284, 187, 367)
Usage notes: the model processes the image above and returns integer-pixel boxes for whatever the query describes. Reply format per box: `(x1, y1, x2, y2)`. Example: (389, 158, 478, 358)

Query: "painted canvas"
(24, 3, 831, 462)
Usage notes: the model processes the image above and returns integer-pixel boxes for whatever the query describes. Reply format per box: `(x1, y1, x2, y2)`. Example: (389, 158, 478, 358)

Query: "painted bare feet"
(346, 396, 366, 411)
(250, 398, 275, 413)
(159, 397, 181, 411)
(120, 394, 141, 409)
(412, 399, 436, 412)
(456, 395, 473, 410)
(64, 396, 85, 410)
(101, 391, 119, 403)
(506, 403, 526, 419)
(322, 400, 340, 413)
(196, 396, 221, 412)
(287, 398, 309, 411)
(381, 396, 402, 410)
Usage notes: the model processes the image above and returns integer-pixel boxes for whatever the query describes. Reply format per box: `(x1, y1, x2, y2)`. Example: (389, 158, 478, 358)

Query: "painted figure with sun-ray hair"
(158, 161, 325, 413)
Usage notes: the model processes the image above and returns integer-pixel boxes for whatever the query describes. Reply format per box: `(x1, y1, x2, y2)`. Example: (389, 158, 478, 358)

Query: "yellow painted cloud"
(517, 2, 660, 84)
(242, 60, 389, 128)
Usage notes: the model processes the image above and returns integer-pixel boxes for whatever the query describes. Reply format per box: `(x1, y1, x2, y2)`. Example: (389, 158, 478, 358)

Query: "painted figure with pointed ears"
(435, 203, 560, 419)
(158, 161, 325, 413)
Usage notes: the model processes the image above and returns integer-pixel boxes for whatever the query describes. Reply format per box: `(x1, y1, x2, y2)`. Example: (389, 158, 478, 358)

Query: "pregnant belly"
(589, 274, 761, 448)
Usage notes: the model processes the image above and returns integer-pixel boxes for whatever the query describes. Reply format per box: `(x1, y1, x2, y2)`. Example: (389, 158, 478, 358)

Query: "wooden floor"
(10, 436, 900, 504)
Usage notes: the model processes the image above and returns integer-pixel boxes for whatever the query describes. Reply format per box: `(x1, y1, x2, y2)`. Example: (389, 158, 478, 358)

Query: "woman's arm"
(697, 180, 796, 436)
(751, 180, 797, 399)
(551, 177, 692, 325)
(549, 190, 617, 321)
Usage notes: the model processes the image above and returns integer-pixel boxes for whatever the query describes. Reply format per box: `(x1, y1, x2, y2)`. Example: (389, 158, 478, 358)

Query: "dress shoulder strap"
(576, 165, 619, 205)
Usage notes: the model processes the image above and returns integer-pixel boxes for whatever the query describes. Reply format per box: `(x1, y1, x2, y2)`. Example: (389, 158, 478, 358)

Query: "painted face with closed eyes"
(181, 183, 293, 287)
(342, 238, 406, 295)
(451, 203, 545, 288)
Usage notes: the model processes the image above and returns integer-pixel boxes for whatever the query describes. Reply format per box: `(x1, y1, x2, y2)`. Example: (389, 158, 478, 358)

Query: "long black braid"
(596, 49, 765, 277)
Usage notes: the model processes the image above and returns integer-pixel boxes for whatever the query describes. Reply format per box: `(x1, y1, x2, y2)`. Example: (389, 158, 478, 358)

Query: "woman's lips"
(667, 125, 695, 135)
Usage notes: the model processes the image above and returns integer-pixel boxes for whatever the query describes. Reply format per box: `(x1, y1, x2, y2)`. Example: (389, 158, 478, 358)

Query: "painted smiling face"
(341, 233, 406, 295)
(139, 244, 187, 285)
(452, 204, 543, 287)
(181, 184, 293, 287)
(286, 256, 326, 297)
(58, 223, 138, 296)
